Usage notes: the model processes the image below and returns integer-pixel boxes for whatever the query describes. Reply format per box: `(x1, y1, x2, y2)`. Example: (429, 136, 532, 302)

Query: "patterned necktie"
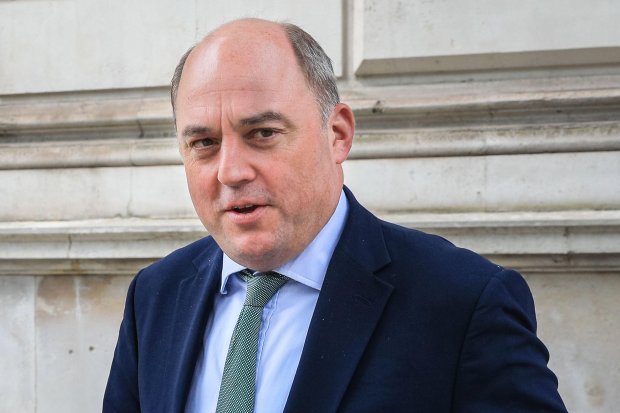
(215, 269, 289, 413)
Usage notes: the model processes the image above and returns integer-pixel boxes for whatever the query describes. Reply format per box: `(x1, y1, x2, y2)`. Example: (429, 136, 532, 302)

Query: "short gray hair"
(170, 45, 195, 124)
(170, 21, 340, 125)
(280, 23, 340, 124)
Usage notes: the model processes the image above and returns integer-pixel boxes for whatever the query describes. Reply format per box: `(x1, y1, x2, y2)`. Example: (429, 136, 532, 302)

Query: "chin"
(237, 246, 289, 271)
(217, 229, 293, 269)
(225, 243, 272, 265)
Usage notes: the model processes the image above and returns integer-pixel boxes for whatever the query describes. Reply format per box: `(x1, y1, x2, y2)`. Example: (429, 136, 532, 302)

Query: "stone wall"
(1, 1, 619, 411)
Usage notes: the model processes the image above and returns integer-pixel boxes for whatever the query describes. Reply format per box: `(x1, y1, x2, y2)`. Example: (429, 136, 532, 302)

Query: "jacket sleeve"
(452, 269, 568, 413)
(103, 273, 141, 413)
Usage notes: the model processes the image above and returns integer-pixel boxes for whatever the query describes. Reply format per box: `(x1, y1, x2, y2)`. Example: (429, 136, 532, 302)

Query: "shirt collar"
(220, 190, 349, 293)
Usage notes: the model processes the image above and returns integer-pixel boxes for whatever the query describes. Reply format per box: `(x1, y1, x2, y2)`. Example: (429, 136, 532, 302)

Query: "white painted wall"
(0, 0, 342, 94)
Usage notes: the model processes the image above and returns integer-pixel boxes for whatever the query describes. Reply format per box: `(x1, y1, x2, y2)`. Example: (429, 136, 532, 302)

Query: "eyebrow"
(182, 125, 212, 139)
(239, 111, 293, 128)
(181, 111, 293, 140)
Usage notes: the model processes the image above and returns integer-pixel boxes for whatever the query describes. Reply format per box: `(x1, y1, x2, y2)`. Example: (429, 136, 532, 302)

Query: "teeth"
(233, 204, 254, 211)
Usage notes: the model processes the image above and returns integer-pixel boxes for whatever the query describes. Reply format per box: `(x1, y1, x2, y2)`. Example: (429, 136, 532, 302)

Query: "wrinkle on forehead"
(181, 91, 292, 120)
(185, 85, 281, 99)
(180, 86, 296, 118)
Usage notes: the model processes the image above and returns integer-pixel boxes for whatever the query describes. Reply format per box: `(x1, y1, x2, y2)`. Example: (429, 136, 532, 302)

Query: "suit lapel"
(284, 189, 394, 413)
(164, 241, 223, 413)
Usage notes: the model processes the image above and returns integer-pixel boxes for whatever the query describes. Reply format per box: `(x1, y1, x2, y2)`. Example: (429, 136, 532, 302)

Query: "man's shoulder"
(377, 217, 507, 289)
(134, 235, 220, 288)
(372, 217, 531, 321)
(343, 188, 504, 283)
(383, 219, 497, 266)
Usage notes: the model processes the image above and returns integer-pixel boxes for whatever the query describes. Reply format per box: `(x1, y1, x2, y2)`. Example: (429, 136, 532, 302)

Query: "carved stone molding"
(2, 74, 620, 170)
(355, 47, 620, 76)
(3, 122, 620, 170)
(3, 73, 620, 139)
(2, 211, 619, 276)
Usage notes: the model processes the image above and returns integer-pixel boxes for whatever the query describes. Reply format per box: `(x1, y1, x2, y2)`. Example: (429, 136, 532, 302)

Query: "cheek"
(299, 144, 336, 183)
(185, 164, 216, 202)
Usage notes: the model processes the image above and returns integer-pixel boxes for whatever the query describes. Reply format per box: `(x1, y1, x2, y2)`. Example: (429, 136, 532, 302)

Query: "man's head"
(171, 19, 355, 271)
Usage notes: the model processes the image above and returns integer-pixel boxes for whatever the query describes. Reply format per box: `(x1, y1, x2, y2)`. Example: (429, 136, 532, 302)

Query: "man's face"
(174, 23, 352, 271)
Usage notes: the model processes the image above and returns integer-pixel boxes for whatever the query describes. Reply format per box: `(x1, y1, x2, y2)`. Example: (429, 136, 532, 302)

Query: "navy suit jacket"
(104, 188, 567, 412)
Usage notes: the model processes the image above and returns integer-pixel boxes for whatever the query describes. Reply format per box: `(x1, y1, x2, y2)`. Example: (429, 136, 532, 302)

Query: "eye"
(190, 138, 215, 149)
(254, 129, 275, 139)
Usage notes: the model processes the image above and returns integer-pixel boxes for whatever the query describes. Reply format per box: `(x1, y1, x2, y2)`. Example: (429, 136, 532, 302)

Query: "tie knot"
(240, 269, 288, 307)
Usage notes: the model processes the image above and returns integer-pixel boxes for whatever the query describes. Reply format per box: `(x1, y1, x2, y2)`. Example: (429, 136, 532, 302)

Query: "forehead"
(176, 30, 311, 112)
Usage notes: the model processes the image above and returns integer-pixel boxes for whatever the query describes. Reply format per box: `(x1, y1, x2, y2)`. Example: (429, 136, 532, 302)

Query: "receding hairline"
(196, 18, 289, 52)
(171, 18, 339, 125)
(171, 20, 291, 119)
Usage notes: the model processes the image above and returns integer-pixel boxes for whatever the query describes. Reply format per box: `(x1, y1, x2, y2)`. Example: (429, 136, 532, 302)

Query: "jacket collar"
(284, 186, 394, 412)
(164, 239, 223, 413)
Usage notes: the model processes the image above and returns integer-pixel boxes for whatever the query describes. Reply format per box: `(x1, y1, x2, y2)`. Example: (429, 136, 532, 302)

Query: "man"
(104, 18, 567, 413)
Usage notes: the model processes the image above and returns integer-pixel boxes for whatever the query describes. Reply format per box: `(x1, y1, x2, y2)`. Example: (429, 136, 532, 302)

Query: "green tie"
(215, 269, 289, 413)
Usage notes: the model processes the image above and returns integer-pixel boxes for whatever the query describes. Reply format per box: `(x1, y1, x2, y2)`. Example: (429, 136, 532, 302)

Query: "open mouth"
(231, 204, 259, 214)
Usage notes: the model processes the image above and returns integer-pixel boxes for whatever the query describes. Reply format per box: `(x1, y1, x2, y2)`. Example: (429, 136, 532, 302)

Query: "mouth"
(224, 203, 267, 225)
(230, 204, 259, 214)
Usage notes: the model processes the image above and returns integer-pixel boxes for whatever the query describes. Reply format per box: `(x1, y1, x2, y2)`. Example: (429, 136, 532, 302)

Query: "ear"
(328, 103, 355, 164)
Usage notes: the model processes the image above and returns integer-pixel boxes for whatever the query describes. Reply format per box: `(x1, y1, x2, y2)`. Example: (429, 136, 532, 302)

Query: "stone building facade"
(1, 1, 619, 411)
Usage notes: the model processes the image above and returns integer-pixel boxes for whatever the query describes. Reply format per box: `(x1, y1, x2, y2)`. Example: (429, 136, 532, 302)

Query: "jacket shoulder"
(380, 219, 501, 276)
(134, 235, 219, 290)
(376, 219, 512, 307)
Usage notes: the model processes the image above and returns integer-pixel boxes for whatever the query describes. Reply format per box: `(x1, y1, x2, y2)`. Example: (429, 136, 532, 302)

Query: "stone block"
(0, 0, 342, 95)
(0, 165, 194, 221)
(0, 0, 196, 94)
(357, 0, 620, 75)
(526, 272, 620, 413)
(344, 151, 620, 212)
(34, 275, 132, 413)
(0, 276, 35, 412)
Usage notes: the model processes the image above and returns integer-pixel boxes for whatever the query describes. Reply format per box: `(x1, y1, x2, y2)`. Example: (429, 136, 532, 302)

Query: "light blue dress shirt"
(185, 191, 349, 413)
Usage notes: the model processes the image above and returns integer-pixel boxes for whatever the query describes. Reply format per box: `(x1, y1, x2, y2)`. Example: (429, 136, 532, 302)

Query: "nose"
(217, 136, 256, 187)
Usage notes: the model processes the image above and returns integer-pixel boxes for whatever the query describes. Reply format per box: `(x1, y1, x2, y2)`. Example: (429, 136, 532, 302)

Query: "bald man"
(104, 19, 567, 413)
